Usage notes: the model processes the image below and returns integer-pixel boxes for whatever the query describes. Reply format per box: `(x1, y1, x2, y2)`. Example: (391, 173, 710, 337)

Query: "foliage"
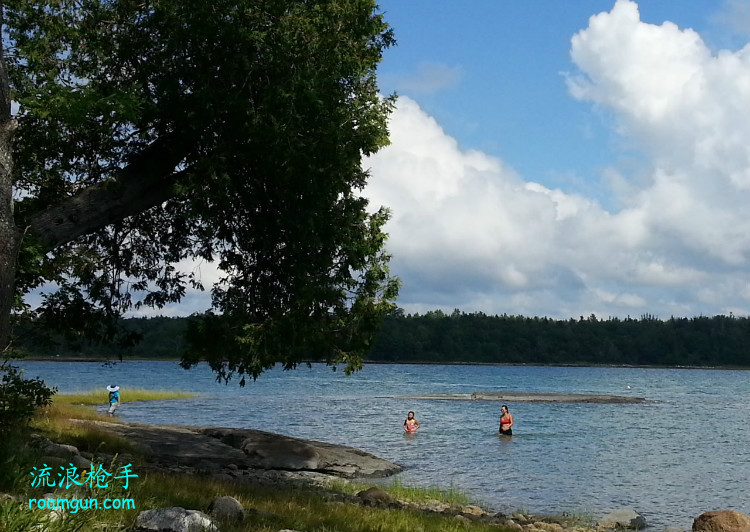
(0, 361, 56, 433)
(2, 0, 400, 380)
(372, 310, 750, 367)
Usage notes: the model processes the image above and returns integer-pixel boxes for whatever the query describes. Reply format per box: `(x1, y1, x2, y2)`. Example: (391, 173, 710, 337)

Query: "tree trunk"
(0, 2, 20, 351)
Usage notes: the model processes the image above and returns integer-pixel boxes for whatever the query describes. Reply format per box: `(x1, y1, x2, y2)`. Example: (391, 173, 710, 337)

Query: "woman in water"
(498, 404, 513, 436)
(403, 411, 420, 433)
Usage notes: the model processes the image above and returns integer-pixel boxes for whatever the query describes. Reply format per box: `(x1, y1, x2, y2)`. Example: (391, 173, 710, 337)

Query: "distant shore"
(16, 356, 750, 370)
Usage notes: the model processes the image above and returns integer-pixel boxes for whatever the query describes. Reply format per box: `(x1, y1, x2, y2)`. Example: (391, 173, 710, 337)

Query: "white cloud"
(364, 0, 750, 319)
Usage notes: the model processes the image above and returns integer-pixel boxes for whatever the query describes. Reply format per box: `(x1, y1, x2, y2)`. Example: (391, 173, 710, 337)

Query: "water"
(16, 360, 750, 529)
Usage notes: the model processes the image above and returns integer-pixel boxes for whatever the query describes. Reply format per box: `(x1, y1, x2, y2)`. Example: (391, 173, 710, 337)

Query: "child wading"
(107, 385, 120, 416)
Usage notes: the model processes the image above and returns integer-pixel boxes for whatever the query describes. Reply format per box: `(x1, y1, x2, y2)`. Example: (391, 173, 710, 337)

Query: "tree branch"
(26, 136, 190, 251)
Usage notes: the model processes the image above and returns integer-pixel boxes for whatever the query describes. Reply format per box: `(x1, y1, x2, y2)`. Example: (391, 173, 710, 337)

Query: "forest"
(12, 310, 750, 368)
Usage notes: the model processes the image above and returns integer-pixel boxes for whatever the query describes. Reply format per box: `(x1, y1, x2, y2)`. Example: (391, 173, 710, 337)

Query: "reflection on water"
(18, 360, 750, 530)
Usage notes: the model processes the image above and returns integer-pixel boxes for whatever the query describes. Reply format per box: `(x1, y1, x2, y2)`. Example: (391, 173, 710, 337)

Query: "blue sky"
(361, 0, 750, 319)
(374, 0, 748, 207)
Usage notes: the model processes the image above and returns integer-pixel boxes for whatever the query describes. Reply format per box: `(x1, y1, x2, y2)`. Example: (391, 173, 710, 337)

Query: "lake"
(16, 360, 750, 529)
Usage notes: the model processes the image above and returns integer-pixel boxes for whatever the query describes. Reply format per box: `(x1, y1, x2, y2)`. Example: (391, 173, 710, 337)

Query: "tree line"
(13, 310, 750, 368)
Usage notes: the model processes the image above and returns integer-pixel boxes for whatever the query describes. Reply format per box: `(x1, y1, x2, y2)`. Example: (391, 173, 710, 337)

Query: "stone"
(461, 505, 486, 517)
(42, 442, 80, 459)
(71, 454, 92, 470)
(533, 522, 564, 532)
(207, 496, 243, 522)
(134, 507, 218, 532)
(504, 520, 524, 531)
(356, 487, 394, 507)
(598, 508, 647, 529)
(663, 527, 686, 532)
(693, 510, 750, 532)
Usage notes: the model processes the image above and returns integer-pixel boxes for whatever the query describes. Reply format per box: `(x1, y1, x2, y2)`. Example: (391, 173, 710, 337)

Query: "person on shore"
(499, 404, 513, 436)
(403, 411, 420, 433)
(107, 385, 121, 416)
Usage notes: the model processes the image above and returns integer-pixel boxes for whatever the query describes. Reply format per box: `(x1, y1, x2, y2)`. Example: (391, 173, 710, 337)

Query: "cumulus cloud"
(364, 0, 750, 319)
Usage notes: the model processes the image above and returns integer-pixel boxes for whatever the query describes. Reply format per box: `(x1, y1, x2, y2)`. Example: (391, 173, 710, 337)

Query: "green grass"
(55, 388, 197, 405)
(6, 472, 519, 532)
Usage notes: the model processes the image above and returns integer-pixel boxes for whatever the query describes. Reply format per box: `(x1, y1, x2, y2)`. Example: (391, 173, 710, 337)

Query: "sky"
(360, 0, 750, 320)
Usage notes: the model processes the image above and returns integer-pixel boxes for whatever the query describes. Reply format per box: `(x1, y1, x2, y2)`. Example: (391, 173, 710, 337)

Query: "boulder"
(43, 442, 80, 459)
(71, 454, 92, 470)
(664, 527, 686, 532)
(356, 487, 394, 507)
(207, 496, 243, 522)
(693, 510, 750, 532)
(134, 507, 218, 532)
(598, 508, 647, 530)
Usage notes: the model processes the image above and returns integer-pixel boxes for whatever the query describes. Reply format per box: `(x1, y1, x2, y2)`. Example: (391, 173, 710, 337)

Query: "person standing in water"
(499, 404, 513, 436)
(107, 385, 120, 417)
(403, 411, 420, 433)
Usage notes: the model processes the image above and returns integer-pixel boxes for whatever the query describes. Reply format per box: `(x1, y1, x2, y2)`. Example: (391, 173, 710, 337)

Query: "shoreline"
(17, 356, 750, 371)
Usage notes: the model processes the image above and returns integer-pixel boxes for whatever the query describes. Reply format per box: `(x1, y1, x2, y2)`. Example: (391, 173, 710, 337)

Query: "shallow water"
(18, 360, 750, 529)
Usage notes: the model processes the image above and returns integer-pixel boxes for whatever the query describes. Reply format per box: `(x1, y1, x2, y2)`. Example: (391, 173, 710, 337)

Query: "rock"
(663, 527, 686, 532)
(38, 456, 70, 470)
(533, 522, 564, 532)
(43, 442, 80, 459)
(202, 427, 402, 478)
(207, 496, 243, 522)
(134, 507, 218, 532)
(461, 505, 486, 517)
(504, 520, 524, 531)
(598, 509, 647, 529)
(693, 510, 750, 532)
(356, 487, 394, 507)
(71, 454, 92, 470)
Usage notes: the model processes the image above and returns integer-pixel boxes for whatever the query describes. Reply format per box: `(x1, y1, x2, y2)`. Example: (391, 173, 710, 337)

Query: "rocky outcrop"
(78, 420, 402, 478)
(693, 510, 750, 532)
(202, 427, 403, 478)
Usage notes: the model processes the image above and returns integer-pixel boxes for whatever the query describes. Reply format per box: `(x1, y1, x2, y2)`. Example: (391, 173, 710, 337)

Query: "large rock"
(207, 496, 243, 522)
(598, 508, 647, 529)
(82, 420, 401, 478)
(135, 507, 218, 532)
(42, 442, 80, 459)
(202, 427, 402, 478)
(693, 510, 750, 532)
(357, 487, 395, 507)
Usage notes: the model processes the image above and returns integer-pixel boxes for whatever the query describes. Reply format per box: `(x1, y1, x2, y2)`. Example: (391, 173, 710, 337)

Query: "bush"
(0, 361, 56, 433)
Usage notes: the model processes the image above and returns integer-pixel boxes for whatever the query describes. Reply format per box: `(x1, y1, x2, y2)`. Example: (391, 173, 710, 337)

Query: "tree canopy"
(0, 0, 399, 383)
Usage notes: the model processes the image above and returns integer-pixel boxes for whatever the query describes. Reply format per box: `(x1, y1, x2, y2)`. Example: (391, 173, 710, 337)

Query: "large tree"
(0, 0, 399, 383)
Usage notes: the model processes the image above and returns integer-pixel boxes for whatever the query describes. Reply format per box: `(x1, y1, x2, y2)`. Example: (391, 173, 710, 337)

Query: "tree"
(0, 0, 399, 383)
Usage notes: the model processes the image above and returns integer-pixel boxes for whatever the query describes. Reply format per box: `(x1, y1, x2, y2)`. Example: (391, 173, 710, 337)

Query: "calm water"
(17, 361, 750, 529)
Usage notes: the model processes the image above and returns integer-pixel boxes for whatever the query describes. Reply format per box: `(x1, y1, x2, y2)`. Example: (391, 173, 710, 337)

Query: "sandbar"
(399, 391, 646, 403)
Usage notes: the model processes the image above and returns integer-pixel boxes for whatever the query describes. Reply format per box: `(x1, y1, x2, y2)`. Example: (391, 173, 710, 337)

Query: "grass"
(54, 388, 197, 406)
(5, 471, 517, 532)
